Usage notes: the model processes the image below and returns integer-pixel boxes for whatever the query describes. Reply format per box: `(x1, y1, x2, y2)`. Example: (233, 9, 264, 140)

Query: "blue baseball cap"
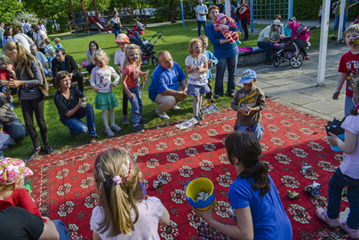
(239, 69, 257, 84)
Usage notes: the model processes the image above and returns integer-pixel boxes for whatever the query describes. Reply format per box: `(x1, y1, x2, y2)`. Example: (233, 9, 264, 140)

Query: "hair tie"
(112, 176, 122, 185)
(355, 103, 359, 110)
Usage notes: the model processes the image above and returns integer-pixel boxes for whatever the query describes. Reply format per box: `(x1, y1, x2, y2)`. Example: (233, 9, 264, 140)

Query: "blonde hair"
(198, 35, 208, 53)
(124, 44, 142, 68)
(44, 38, 51, 44)
(93, 50, 109, 64)
(55, 71, 72, 91)
(0, 183, 14, 191)
(345, 24, 359, 36)
(188, 38, 203, 54)
(54, 38, 60, 43)
(93, 148, 144, 237)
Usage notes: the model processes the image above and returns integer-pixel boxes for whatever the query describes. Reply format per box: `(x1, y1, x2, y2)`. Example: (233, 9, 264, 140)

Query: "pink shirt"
(339, 114, 359, 179)
(90, 196, 164, 240)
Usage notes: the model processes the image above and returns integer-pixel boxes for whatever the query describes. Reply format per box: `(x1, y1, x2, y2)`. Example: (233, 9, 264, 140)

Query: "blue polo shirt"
(148, 62, 186, 102)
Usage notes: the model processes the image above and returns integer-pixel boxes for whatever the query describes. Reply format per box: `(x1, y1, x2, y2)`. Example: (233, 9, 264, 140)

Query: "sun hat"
(0, 158, 33, 185)
(216, 13, 227, 22)
(239, 69, 257, 84)
(115, 33, 130, 43)
(272, 19, 281, 26)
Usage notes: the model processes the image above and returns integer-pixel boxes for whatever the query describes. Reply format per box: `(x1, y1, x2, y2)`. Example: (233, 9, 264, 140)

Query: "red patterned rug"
(28, 100, 352, 240)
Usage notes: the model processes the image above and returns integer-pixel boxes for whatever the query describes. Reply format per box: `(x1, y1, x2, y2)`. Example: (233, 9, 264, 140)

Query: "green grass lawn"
(6, 21, 335, 159)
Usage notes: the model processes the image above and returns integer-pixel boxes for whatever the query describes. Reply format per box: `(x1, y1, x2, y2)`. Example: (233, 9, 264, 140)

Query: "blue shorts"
(236, 122, 264, 140)
(187, 84, 210, 96)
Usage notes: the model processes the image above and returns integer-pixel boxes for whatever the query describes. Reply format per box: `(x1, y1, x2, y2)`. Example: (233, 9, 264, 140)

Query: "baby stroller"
(127, 28, 164, 66)
(272, 21, 318, 68)
(126, 21, 145, 38)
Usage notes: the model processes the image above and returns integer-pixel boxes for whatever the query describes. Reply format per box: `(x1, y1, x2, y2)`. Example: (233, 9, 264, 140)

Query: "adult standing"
(37, 20, 47, 34)
(30, 45, 51, 77)
(21, 19, 25, 33)
(214, 0, 225, 13)
(107, 11, 122, 38)
(2, 27, 14, 48)
(23, 20, 32, 39)
(206, 5, 239, 99)
(196, 0, 208, 37)
(257, 20, 281, 65)
(0, 22, 4, 57)
(31, 25, 47, 54)
(54, 71, 96, 143)
(234, 0, 244, 37)
(235, 0, 250, 41)
(331, 0, 358, 40)
(3, 41, 54, 161)
(148, 51, 188, 119)
(52, 48, 84, 92)
(85, 40, 101, 73)
(12, 28, 34, 54)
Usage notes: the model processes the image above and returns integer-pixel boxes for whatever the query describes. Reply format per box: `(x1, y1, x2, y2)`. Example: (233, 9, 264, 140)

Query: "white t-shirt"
(33, 30, 47, 48)
(196, 4, 208, 21)
(185, 54, 208, 85)
(90, 196, 164, 240)
(90, 66, 120, 93)
(114, 49, 125, 67)
(339, 115, 359, 179)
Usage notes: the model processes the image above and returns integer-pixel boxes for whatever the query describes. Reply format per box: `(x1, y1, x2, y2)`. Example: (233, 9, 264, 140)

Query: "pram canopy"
(289, 21, 311, 42)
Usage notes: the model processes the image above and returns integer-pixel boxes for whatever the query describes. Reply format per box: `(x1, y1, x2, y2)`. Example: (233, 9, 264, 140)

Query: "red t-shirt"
(338, 50, 359, 97)
(239, 4, 250, 20)
(0, 188, 46, 222)
(0, 64, 14, 80)
(122, 65, 140, 89)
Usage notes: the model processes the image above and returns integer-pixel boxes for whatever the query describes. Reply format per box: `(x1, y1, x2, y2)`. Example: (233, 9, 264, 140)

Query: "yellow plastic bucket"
(185, 177, 217, 211)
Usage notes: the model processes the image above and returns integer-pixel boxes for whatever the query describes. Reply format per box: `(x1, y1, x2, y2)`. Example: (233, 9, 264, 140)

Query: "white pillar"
(337, 0, 346, 42)
(317, 0, 331, 86)
(225, 0, 231, 17)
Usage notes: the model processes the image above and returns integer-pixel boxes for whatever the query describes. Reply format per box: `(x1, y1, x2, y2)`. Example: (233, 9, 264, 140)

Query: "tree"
(0, 0, 23, 24)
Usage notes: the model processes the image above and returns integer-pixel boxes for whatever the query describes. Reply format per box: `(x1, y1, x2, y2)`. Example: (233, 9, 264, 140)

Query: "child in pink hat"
(0, 158, 45, 221)
(214, 13, 241, 47)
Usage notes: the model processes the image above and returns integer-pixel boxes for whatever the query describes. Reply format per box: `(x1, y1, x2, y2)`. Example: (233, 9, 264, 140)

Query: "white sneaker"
(155, 109, 170, 119)
(171, 105, 182, 110)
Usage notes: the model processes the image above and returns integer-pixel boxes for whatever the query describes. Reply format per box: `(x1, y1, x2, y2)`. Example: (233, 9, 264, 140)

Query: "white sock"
(193, 96, 199, 117)
(109, 108, 115, 126)
(102, 110, 110, 129)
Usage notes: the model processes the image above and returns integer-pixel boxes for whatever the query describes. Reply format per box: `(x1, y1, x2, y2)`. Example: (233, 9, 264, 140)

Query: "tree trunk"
(169, 0, 176, 23)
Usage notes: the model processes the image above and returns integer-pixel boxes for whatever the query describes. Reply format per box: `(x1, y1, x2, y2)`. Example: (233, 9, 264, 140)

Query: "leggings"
(300, 48, 308, 57)
(220, 30, 239, 44)
(122, 88, 128, 116)
(241, 17, 249, 40)
(21, 96, 49, 148)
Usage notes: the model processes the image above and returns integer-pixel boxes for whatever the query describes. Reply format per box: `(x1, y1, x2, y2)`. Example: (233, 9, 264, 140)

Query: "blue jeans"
(334, 14, 348, 31)
(236, 122, 264, 140)
(215, 54, 237, 96)
(124, 86, 143, 124)
(345, 96, 355, 117)
(257, 41, 273, 62)
(0, 118, 26, 142)
(53, 220, 71, 240)
(197, 20, 207, 36)
(327, 168, 359, 229)
(62, 103, 96, 136)
(113, 28, 122, 38)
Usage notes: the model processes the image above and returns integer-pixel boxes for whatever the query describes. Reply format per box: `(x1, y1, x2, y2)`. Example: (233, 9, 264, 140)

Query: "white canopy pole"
(225, 0, 231, 17)
(317, 0, 331, 86)
(337, 0, 346, 42)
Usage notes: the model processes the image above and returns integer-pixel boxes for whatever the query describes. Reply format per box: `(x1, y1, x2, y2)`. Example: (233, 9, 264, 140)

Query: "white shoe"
(171, 105, 182, 110)
(155, 110, 170, 119)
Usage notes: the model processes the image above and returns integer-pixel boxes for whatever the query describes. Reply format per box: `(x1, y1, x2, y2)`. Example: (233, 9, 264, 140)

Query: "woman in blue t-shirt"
(194, 131, 293, 240)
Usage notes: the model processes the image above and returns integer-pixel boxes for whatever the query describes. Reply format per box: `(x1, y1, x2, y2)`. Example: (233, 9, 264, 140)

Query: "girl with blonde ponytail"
(91, 148, 170, 239)
(3, 41, 54, 162)
(194, 131, 292, 240)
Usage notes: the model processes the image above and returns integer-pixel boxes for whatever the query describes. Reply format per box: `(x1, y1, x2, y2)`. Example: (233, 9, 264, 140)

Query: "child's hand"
(129, 93, 135, 98)
(328, 132, 339, 146)
(195, 66, 202, 73)
(4, 89, 11, 98)
(5, 64, 12, 72)
(332, 90, 340, 100)
(1, 80, 9, 86)
(0, 116, 10, 122)
(208, 59, 214, 64)
(238, 107, 249, 116)
(110, 82, 116, 87)
(92, 85, 100, 92)
(118, 66, 123, 73)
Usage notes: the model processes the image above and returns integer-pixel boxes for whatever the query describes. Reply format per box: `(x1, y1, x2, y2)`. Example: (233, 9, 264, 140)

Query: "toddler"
(90, 148, 170, 239)
(54, 38, 64, 50)
(214, 13, 241, 47)
(333, 25, 359, 117)
(317, 79, 359, 239)
(121, 44, 149, 133)
(0, 158, 44, 221)
(114, 34, 130, 125)
(90, 50, 121, 137)
(185, 38, 210, 124)
(231, 69, 266, 140)
(198, 35, 218, 100)
(43, 38, 54, 56)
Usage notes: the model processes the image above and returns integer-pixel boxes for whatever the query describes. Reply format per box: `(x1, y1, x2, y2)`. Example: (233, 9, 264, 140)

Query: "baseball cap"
(272, 19, 281, 26)
(115, 34, 130, 43)
(239, 69, 257, 84)
(0, 158, 33, 185)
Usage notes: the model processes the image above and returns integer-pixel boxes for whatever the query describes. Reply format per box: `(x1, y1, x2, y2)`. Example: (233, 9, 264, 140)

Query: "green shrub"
(45, 20, 57, 35)
(57, 15, 70, 33)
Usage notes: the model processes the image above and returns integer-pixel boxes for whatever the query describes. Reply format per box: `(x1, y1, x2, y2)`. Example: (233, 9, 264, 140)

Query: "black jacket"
(52, 55, 79, 77)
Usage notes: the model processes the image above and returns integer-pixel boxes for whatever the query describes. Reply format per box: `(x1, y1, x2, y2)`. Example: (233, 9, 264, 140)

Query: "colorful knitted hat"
(0, 158, 33, 185)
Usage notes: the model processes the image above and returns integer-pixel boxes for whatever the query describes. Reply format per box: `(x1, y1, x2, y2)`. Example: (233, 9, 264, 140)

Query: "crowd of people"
(0, 4, 359, 240)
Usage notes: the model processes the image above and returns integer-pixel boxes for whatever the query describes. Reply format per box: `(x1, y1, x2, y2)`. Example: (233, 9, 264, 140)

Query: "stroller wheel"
(289, 56, 303, 68)
(273, 57, 281, 67)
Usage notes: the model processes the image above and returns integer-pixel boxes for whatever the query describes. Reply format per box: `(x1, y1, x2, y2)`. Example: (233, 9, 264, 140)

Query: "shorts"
(236, 122, 264, 140)
(187, 84, 210, 96)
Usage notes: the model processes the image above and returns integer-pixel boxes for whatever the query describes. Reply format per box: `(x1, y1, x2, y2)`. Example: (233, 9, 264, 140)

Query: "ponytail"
(239, 160, 270, 197)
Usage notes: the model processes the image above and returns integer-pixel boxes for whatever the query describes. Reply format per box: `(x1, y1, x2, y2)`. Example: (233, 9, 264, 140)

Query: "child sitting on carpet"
(198, 35, 218, 100)
(90, 148, 170, 239)
(0, 158, 45, 221)
(90, 50, 121, 137)
(194, 131, 293, 240)
(317, 79, 359, 239)
(185, 38, 210, 124)
(121, 44, 149, 133)
(231, 69, 266, 140)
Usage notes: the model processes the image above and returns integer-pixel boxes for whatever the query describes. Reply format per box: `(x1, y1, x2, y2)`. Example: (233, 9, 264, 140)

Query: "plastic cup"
(184, 177, 216, 211)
